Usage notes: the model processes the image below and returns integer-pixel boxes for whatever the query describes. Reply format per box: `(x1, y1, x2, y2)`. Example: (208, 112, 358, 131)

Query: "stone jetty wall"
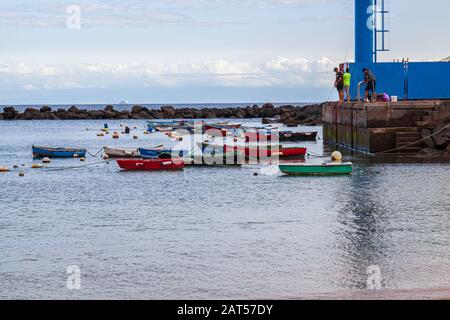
(323, 100, 450, 159)
(0, 103, 323, 126)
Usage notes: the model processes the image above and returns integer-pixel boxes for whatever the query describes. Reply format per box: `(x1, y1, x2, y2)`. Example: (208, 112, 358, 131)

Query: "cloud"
(0, 0, 349, 28)
(0, 57, 336, 90)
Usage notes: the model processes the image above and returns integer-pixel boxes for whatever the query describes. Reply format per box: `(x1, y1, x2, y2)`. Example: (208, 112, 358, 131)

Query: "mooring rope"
(86, 148, 104, 158)
(41, 159, 111, 172)
(371, 124, 450, 156)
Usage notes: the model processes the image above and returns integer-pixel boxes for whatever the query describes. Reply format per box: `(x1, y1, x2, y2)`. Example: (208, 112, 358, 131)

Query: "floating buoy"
(103, 154, 110, 160)
(0, 166, 10, 172)
(97, 132, 105, 137)
(143, 131, 150, 135)
(133, 126, 138, 130)
(19, 171, 25, 177)
(133, 135, 139, 140)
(73, 154, 79, 158)
(112, 132, 120, 139)
(253, 172, 258, 176)
(13, 165, 19, 169)
(331, 151, 343, 162)
(80, 157, 86, 162)
(31, 163, 43, 169)
(42, 157, 51, 163)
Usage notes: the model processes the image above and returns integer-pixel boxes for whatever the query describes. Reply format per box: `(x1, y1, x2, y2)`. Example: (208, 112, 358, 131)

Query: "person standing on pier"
(363, 68, 377, 102)
(334, 67, 344, 104)
(343, 68, 351, 102)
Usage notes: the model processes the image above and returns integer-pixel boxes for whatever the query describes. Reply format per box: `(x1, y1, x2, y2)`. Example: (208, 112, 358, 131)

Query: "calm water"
(0, 119, 449, 299)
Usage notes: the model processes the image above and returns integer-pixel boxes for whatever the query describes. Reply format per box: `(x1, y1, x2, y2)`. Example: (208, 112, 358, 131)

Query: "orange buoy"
(31, 163, 43, 169)
(80, 157, 86, 162)
(0, 166, 10, 172)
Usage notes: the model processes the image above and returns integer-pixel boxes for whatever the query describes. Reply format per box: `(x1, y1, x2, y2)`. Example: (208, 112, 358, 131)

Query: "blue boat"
(32, 145, 87, 158)
(138, 148, 185, 159)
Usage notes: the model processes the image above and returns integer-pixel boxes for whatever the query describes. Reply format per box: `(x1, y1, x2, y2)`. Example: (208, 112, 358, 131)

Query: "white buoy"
(42, 157, 51, 163)
(331, 151, 343, 162)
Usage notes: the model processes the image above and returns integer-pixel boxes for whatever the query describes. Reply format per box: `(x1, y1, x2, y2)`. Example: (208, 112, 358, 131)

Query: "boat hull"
(279, 131, 318, 142)
(32, 146, 87, 158)
(103, 147, 140, 158)
(279, 162, 353, 176)
(117, 159, 184, 171)
(139, 148, 185, 159)
(225, 145, 306, 160)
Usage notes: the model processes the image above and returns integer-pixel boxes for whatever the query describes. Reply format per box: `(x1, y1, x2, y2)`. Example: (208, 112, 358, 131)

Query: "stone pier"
(323, 100, 450, 154)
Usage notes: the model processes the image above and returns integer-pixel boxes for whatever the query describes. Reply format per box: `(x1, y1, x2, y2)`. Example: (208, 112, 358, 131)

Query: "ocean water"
(0, 119, 449, 299)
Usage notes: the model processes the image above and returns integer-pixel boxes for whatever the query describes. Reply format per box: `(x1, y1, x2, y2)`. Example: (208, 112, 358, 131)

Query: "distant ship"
(119, 100, 129, 105)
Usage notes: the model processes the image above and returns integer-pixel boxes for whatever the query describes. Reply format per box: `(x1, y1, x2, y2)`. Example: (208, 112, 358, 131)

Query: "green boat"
(279, 162, 353, 176)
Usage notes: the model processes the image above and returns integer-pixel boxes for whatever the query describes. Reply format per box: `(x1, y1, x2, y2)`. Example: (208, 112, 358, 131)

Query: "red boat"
(117, 158, 184, 171)
(223, 145, 306, 160)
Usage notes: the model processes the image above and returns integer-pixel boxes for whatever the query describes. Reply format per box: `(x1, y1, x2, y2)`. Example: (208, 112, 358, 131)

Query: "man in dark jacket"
(334, 67, 344, 104)
(363, 68, 377, 102)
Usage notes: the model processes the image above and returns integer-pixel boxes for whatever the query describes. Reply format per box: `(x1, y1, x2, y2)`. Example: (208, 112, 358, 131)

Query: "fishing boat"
(199, 142, 306, 160)
(279, 162, 353, 176)
(138, 148, 186, 159)
(117, 158, 184, 171)
(279, 131, 318, 142)
(32, 146, 87, 158)
(103, 146, 164, 158)
(184, 150, 244, 166)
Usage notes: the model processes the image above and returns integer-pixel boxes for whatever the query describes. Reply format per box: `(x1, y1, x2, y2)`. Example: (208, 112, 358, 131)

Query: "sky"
(0, 0, 449, 105)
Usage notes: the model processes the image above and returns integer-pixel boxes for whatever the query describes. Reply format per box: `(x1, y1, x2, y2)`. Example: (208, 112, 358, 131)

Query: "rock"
(161, 105, 176, 118)
(88, 110, 105, 119)
(104, 105, 115, 112)
(3, 107, 17, 120)
(421, 129, 436, 149)
(40, 106, 52, 113)
(418, 148, 443, 158)
(131, 105, 144, 114)
(262, 103, 275, 109)
(68, 106, 79, 113)
(432, 123, 450, 149)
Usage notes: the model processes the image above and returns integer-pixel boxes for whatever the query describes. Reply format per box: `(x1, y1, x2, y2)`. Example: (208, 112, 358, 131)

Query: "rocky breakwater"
(417, 122, 450, 160)
(0, 103, 323, 125)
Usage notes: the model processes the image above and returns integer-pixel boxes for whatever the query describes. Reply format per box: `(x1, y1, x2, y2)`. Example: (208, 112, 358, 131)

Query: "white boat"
(103, 146, 164, 158)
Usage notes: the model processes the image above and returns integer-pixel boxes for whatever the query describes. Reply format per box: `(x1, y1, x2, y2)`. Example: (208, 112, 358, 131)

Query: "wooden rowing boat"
(32, 145, 87, 158)
(103, 146, 164, 158)
(279, 162, 353, 176)
(138, 148, 186, 159)
(279, 131, 318, 142)
(198, 142, 306, 160)
(117, 158, 184, 171)
(184, 150, 244, 166)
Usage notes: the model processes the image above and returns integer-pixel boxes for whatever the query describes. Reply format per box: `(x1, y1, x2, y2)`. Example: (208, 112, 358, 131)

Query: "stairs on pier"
(395, 129, 423, 154)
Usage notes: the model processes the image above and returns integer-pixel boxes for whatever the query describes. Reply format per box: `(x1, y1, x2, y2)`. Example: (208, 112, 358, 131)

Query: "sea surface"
(0, 119, 449, 299)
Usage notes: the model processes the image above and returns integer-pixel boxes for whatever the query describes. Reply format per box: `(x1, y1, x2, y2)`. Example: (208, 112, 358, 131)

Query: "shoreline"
(0, 103, 323, 126)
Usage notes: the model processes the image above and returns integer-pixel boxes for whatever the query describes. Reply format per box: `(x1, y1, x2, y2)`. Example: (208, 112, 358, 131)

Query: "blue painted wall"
(349, 62, 450, 100)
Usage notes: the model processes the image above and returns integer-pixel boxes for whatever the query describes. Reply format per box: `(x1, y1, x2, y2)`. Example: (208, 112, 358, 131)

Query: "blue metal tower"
(351, 0, 450, 100)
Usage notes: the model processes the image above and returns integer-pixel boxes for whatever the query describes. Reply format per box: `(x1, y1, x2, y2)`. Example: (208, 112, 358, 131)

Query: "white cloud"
(0, 57, 337, 90)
